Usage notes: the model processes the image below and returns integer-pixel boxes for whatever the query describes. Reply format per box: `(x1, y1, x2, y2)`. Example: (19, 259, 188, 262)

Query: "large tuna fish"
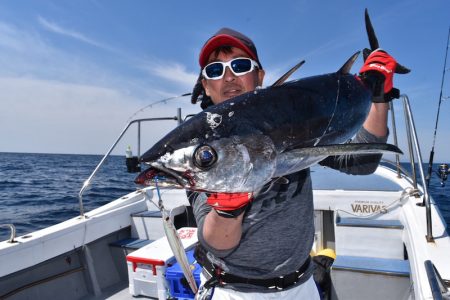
(135, 53, 401, 193)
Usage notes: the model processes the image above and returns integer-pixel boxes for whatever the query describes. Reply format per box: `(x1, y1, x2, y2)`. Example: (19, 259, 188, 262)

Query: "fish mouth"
(134, 163, 194, 189)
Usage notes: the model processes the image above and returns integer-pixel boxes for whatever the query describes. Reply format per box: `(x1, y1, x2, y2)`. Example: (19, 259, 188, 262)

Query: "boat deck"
(83, 283, 132, 300)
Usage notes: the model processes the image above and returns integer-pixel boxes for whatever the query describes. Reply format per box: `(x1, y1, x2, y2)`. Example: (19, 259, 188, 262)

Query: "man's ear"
(201, 78, 211, 96)
(258, 69, 265, 86)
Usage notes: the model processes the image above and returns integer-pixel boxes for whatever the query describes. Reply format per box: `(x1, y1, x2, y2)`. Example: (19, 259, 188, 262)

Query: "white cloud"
(141, 61, 198, 91)
(0, 76, 199, 155)
(36, 16, 199, 93)
(0, 20, 101, 83)
(37, 16, 113, 51)
(0, 18, 194, 98)
(0, 21, 54, 59)
(0, 77, 135, 153)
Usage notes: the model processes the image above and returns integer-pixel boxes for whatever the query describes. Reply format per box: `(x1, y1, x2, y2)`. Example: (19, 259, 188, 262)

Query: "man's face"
(201, 47, 265, 105)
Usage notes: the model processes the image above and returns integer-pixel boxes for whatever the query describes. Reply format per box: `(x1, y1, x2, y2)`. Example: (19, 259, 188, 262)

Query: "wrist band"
(214, 205, 248, 218)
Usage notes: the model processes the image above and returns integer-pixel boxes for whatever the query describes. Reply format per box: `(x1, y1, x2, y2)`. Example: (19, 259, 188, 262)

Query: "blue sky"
(0, 1, 449, 162)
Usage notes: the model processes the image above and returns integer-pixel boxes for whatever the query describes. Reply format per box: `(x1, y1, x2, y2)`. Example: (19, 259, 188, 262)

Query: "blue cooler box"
(165, 249, 201, 299)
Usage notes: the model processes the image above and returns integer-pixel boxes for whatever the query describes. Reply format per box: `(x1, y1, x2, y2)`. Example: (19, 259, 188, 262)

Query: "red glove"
(207, 193, 253, 218)
(360, 49, 397, 93)
(359, 49, 398, 102)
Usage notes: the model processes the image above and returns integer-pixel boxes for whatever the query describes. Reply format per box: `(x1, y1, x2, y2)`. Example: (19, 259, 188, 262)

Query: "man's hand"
(207, 192, 253, 218)
(359, 49, 398, 103)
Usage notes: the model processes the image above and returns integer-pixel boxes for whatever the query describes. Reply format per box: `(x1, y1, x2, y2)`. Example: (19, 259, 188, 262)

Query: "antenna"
(426, 27, 450, 188)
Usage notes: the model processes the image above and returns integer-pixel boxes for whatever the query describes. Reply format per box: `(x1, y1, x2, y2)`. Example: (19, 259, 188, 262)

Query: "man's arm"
(193, 192, 252, 254)
(360, 49, 400, 138)
(202, 210, 244, 250)
(363, 102, 389, 138)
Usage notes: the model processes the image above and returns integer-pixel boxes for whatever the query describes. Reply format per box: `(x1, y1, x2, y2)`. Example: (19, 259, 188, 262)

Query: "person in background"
(190, 27, 399, 299)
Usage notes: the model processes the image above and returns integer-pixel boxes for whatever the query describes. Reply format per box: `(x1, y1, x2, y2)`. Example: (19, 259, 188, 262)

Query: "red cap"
(199, 28, 261, 69)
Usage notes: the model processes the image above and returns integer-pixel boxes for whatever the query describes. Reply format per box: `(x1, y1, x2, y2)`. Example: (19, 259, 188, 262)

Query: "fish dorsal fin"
(338, 51, 361, 75)
(271, 60, 305, 87)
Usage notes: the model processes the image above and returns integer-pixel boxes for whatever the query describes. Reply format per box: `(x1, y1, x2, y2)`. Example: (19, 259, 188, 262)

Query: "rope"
(335, 187, 415, 219)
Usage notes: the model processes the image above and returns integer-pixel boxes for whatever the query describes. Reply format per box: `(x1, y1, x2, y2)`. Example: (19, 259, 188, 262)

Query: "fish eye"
(193, 145, 217, 169)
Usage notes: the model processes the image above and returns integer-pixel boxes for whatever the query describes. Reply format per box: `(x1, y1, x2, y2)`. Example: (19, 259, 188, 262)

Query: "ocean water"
(0, 152, 138, 241)
(0, 152, 449, 241)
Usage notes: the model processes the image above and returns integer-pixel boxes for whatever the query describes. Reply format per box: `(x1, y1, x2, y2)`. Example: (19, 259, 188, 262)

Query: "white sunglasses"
(202, 57, 260, 80)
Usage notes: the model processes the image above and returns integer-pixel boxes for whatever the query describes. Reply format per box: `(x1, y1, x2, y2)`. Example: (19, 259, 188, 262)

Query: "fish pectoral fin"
(287, 143, 403, 156)
(272, 143, 402, 178)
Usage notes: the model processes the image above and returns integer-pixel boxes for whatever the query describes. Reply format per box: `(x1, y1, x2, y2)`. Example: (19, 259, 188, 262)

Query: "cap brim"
(199, 34, 257, 68)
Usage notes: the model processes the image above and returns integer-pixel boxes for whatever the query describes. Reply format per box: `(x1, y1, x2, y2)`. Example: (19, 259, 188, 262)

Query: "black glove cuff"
(214, 205, 248, 218)
(382, 88, 400, 103)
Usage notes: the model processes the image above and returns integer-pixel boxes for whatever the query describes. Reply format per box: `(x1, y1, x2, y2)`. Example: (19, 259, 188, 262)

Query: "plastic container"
(165, 249, 201, 300)
(126, 227, 198, 299)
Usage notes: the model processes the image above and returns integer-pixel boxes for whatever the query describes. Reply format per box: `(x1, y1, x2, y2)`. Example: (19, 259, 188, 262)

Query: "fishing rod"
(426, 27, 450, 188)
(126, 92, 192, 122)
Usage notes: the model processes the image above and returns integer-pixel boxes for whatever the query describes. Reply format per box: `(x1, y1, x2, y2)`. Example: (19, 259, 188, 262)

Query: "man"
(190, 27, 398, 299)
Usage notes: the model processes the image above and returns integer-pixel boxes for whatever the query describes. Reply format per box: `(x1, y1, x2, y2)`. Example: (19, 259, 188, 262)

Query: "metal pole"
(138, 121, 141, 159)
(403, 95, 434, 242)
(0, 224, 16, 243)
(403, 100, 418, 190)
(78, 116, 177, 218)
(424, 260, 448, 299)
(389, 101, 401, 178)
(177, 108, 182, 125)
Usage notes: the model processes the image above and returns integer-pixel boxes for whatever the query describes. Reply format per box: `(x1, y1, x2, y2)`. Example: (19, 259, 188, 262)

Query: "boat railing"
(0, 224, 16, 243)
(424, 260, 450, 299)
(77, 108, 193, 217)
(383, 94, 434, 242)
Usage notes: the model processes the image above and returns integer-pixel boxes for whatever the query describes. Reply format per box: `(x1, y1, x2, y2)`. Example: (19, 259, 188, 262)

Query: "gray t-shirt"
(193, 127, 388, 292)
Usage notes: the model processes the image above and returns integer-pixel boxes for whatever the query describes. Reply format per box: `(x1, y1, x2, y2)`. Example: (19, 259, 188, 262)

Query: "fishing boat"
(1, 92, 449, 300)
